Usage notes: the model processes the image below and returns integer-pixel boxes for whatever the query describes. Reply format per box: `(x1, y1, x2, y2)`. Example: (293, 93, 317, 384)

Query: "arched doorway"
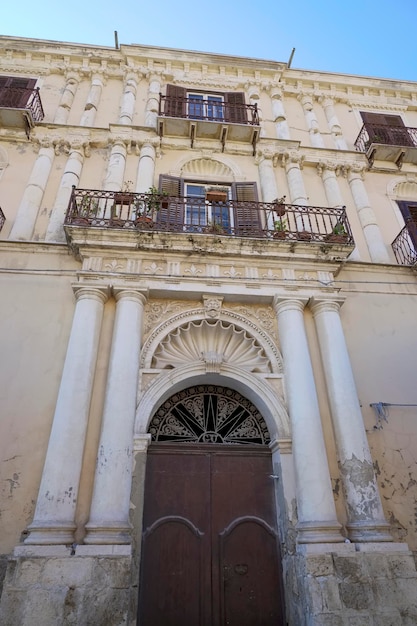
(138, 385, 286, 626)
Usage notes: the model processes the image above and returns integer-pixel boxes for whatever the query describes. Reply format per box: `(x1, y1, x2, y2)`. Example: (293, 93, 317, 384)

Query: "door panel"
(220, 519, 284, 626)
(138, 445, 285, 626)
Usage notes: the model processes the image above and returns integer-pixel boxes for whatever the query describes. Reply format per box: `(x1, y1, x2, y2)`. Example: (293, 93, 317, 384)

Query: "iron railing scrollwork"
(355, 123, 417, 153)
(392, 221, 417, 265)
(0, 86, 44, 122)
(65, 187, 354, 245)
(159, 94, 259, 125)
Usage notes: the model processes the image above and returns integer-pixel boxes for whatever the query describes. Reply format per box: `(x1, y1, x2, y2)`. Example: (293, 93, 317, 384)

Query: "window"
(164, 85, 249, 124)
(157, 175, 262, 236)
(185, 183, 231, 232)
(360, 112, 413, 147)
(188, 93, 224, 121)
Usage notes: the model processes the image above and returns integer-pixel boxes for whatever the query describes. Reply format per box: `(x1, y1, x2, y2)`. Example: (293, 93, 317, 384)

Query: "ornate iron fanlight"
(149, 385, 270, 445)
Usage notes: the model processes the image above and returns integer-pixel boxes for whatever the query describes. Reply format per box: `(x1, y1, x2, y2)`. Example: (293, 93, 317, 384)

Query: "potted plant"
(206, 188, 228, 203)
(273, 196, 286, 217)
(114, 180, 135, 205)
(146, 186, 169, 213)
(325, 222, 348, 243)
(73, 195, 99, 225)
(203, 220, 226, 234)
(272, 217, 288, 239)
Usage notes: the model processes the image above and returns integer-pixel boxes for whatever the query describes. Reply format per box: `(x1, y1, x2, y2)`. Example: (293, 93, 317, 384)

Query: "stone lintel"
(75, 544, 132, 557)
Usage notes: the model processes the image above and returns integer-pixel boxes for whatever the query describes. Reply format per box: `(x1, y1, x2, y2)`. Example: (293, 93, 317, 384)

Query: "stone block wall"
(284, 545, 417, 625)
(0, 547, 132, 626)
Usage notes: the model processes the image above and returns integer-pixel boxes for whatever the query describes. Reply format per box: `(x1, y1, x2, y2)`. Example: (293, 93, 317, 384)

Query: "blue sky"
(2, 0, 417, 81)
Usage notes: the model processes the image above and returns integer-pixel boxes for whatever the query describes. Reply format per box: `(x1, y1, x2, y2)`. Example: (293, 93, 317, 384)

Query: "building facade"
(0, 35, 417, 625)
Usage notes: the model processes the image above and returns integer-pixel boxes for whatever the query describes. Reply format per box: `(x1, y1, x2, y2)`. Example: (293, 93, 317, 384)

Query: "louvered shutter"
(232, 182, 261, 236)
(225, 92, 247, 124)
(0, 77, 36, 108)
(157, 175, 184, 230)
(360, 112, 412, 146)
(165, 85, 186, 118)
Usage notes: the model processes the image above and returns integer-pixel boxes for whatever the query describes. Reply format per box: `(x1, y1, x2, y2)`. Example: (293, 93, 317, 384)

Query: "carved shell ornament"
(151, 319, 271, 373)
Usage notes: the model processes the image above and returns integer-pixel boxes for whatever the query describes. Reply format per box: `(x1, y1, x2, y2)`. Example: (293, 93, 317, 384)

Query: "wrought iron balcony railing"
(392, 221, 417, 265)
(158, 95, 259, 126)
(0, 85, 44, 122)
(0, 207, 5, 233)
(65, 187, 354, 246)
(355, 123, 417, 167)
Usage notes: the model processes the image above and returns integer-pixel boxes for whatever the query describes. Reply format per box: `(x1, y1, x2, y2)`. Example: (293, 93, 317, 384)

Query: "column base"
(346, 519, 393, 542)
(296, 519, 345, 544)
(24, 520, 76, 545)
(84, 521, 131, 545)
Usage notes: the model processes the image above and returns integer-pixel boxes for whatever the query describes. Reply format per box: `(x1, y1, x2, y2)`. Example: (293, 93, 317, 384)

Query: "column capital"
(72, 284, 110, 304)
(309, 296, 345, 316)
(113, 288, 148, 305)
(269, 437, 292, 454)
(134, 433, 152, 453)
(282, 151, 304, 170)
(273, 295, 309, 315)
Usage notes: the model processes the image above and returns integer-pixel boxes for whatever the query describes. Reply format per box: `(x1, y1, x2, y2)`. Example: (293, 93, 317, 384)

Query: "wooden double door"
(138, 444, 285, 626)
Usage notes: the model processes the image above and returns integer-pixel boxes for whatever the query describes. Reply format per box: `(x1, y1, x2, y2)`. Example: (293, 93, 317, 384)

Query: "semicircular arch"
(134, 363, 290, 442)
(171, 153, 242, 182)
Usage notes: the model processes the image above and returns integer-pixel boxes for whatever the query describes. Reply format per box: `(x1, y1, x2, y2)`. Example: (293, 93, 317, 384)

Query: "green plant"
(332, 222, 347, 236)
(274, 217, 287, 232)
(77, 195, 99, 217)
(204, 220, 225, 234)
(146, 186, 169, 213)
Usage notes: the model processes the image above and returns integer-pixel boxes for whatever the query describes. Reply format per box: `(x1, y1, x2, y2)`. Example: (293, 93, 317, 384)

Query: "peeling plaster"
(340, 455, 380, 520)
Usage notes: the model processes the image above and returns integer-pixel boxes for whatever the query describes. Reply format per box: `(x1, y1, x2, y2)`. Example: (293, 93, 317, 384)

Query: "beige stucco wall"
(1, 35, 417, 565)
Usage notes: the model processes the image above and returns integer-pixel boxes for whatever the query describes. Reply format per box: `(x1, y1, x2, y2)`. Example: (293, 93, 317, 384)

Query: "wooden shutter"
(232, 182, 261, 236)
(225, 92, 247, 124)
(165, 85, 186, 118)
(157, 175, 184, 230)
(360, 112, 412, 146)
(0, 77, 36, 108)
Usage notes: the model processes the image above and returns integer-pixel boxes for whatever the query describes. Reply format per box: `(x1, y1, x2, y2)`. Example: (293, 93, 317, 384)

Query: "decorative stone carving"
(203, 295, 223, 319)
(152, 319, 272, 372)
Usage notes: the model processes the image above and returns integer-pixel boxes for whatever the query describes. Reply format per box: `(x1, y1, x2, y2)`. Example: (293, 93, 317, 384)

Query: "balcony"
(158, 94, 260, 153)
(0, 85, 44, 137)
(64, 188, 354, 258)
(392, 221, 417, 265)
(355, 123, 417, 168)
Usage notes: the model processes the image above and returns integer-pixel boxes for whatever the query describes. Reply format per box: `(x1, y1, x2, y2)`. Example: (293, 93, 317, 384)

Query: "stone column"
(145, 74, 162, 129)
(320, 97, 347, 150)
(345, 164, 390, 263)
(317, 162, 344, 208)
(119, 72, 139, 125)
(45, 143, 85, 242)
(310, 298, 392, 542)
(85, 289, 147, 544)
(54, 72, 79, 125)
(274, 296, 343, 543)
(283, 152, 309, 232)
(257, 151, 279, 201)
(270, 88, 290, 140)
(25, 285, 109, 544)
(248, 85, 264, 136)
(135, 142, 156, 192)
(103, 139, 127, 191)
(298, 93, 325, 148)
(9, 140, 54, 240)
(80, 74, 104, 127)
(283, 152, 307, 205)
